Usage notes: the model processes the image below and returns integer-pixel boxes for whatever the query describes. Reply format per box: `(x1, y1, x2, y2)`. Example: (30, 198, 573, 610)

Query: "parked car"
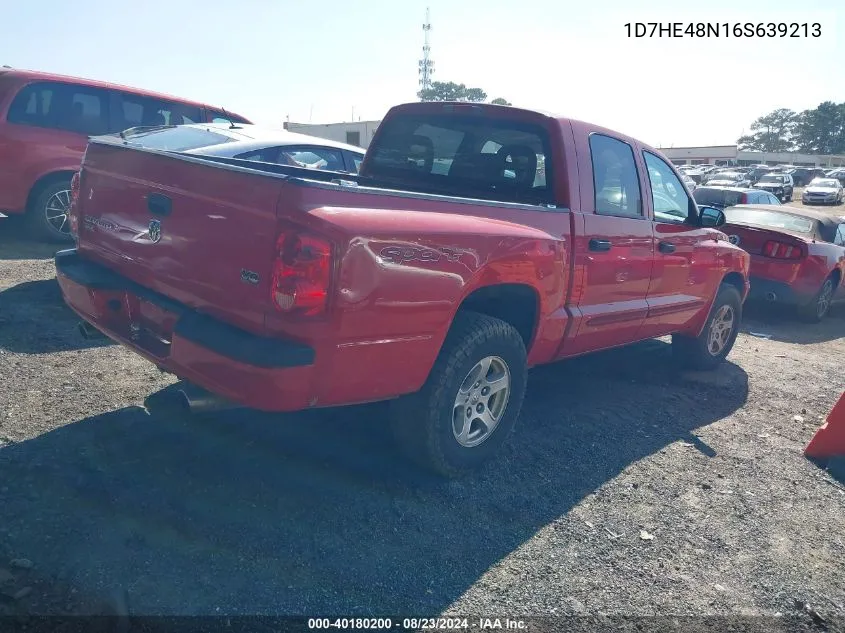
(723, 205, 845, 321)
(786, 168, 827, 187)
(746, 166, 774, 185)
(693, 187, 782, 209)
(131, 123, 366, 174)
(0, 67, 251, 242)
(681, 173, 697, 191)
(705, 171, 752, 188)
(825, 168, 845, 185)
(801, 178, 844, 205)
(753, 173, 794, 201)
(57, 100, 751, 478)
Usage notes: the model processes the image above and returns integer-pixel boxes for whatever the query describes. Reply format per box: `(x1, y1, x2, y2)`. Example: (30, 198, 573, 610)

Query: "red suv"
(0, 67, 251, 242)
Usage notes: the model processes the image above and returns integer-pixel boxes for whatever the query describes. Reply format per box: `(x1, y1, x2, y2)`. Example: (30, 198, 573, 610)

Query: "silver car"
(802, 178, 844, 205)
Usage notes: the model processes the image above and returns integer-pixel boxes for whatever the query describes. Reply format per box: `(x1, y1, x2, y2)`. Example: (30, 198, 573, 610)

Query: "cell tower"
(418, 7, 434, 92)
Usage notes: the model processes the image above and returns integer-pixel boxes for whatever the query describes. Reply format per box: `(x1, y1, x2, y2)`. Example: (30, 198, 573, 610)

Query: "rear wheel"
(390, 311, 528, 478)
(27, 179, 75, 243)
(672, 284, 742, 370)
(798, 276, 835, 323)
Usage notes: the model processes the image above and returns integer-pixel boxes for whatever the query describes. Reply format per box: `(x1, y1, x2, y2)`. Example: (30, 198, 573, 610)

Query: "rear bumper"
(55, 249, 317, 412)
(747, 276, 813, 306)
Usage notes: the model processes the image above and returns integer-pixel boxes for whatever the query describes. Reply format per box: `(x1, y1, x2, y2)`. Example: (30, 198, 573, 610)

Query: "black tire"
(390, 311, 528, 478)
(26, 178, 75, 243)
(672, 284, 742, 370)
(797, 276, 836, 323)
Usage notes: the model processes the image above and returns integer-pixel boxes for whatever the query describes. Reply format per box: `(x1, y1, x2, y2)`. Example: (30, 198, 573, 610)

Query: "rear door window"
(234, 145, 348, 172)
(209, 110, 250, 124)
(279, 146, 346, 171)
(365, 113, 553, 205)
(343, 150, 364, 173)
(7, 80, 110, 135)
(113, 92, 202, 131)
(589, 134, 642, 218)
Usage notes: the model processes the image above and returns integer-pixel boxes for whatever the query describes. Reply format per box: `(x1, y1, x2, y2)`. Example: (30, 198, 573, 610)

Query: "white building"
(658, 145, 845, 168)
(284, 120, 382, 149)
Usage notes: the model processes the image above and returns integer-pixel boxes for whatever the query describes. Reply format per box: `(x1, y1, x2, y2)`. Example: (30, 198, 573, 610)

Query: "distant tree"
(736, 108, 797, 152)
(491, 97, 512, 106)
(417, 81, 487, 102)
(792, 101, 845, 155)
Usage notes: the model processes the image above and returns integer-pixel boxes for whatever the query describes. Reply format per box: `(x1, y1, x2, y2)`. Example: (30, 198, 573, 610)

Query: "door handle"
(147, 193, 172, 217)
(658, 241, 676, 254)
(588, 238, 612, 252)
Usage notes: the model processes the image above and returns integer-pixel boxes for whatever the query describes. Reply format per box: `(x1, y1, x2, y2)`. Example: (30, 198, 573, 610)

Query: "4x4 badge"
(148, 219, 162, 243)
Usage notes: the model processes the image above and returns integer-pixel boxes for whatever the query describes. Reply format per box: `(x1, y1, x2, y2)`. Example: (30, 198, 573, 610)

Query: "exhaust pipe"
(765, 291, 777, 302)
(144, 381, 239, 418)
(177, 382, 237, 414)
(77, 321, 104, 339)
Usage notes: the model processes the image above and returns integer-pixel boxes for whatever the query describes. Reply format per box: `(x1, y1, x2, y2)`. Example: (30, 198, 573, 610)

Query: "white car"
(706, 171, 751, 188)
(802, 178, 844, 205)
(123, 123, 366, 174)
(681, 174, 697, 191)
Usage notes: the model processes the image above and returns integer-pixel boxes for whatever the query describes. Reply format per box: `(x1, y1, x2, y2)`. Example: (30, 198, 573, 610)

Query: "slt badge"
(148, 219, 162, 243)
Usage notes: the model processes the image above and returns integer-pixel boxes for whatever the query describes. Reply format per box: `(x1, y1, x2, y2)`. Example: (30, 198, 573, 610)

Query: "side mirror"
(699, 205, 726, 228)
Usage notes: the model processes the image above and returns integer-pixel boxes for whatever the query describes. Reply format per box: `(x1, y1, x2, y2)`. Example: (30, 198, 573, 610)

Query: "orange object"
(805, 391, 845, 459)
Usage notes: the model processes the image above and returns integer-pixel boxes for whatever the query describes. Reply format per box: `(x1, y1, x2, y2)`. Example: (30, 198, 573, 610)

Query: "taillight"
(271, 229, 333, 316)
(69, 171, 81, 238)
(740, 193, 748, 203)
(763, 240, 805, 260)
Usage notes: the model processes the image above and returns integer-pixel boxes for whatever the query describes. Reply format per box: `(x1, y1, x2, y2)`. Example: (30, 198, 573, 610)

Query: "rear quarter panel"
(264, 181, 573, 405)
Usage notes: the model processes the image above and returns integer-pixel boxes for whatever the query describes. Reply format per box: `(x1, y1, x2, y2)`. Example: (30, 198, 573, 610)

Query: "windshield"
(809, 179, 838, 188)
(724, 207, 813, 232)
(119, 126, 238, 152)
(711, 172, 740, 180)
(758, 175, 783, 183)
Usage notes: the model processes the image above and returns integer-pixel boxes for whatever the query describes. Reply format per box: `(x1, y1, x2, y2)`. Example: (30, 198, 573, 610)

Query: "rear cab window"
(364, 113, 554, 205)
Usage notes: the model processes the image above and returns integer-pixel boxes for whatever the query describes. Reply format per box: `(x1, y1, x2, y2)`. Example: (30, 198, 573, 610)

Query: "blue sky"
(3, 0, 842, 146)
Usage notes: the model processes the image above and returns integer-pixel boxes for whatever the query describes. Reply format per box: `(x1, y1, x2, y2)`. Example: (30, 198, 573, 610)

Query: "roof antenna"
(220, 107, 238, 129)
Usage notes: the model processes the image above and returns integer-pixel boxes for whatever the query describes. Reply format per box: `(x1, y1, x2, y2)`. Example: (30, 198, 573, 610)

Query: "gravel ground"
(1, 212, 844, 628)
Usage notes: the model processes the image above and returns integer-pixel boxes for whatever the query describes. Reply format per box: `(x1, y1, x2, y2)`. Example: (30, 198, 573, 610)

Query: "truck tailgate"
(75, 140, 282, 333)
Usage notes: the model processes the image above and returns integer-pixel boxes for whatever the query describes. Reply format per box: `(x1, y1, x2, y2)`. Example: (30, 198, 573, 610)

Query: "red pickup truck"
(56, 102, 750, 477)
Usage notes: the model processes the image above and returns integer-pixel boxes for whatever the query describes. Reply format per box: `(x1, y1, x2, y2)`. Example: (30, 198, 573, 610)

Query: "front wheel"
(798, 277, 835, 323)
(26, 179, 75, 243)
(390, 311, 528, 478)
(672, 284, 742, 370)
